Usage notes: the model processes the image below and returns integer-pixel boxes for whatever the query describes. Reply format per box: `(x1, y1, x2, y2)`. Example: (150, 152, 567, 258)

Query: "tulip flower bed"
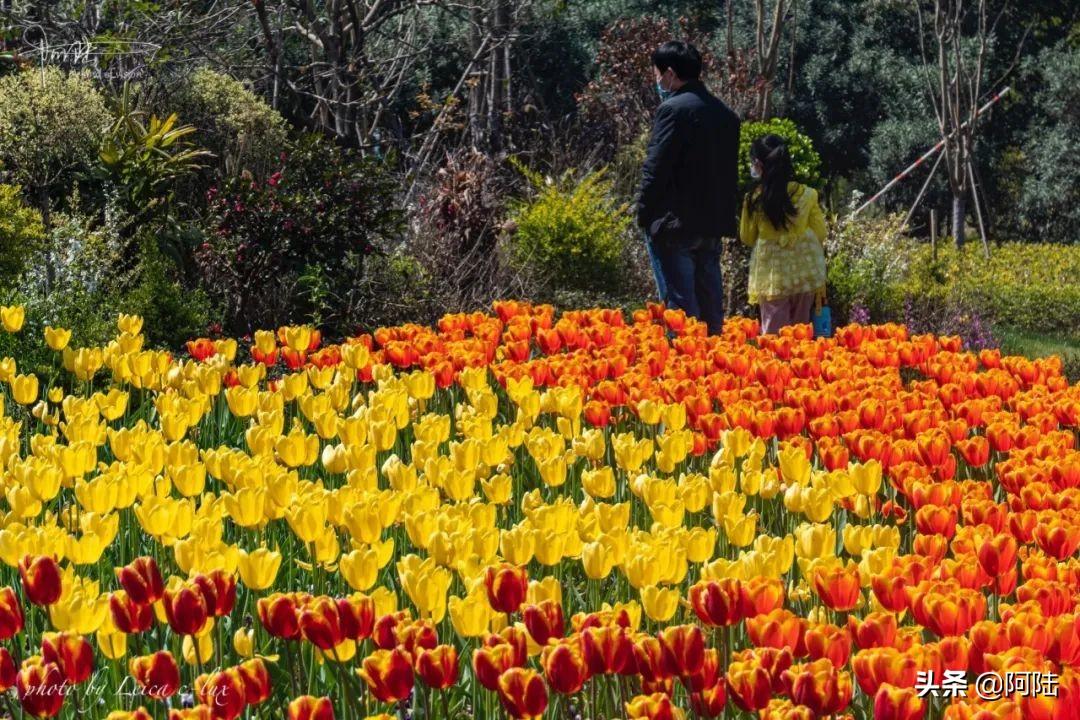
(0, 300, 1078, 720)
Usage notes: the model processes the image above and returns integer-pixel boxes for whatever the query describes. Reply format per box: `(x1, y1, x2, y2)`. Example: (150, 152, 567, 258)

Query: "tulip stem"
(440, 687, 450, 720)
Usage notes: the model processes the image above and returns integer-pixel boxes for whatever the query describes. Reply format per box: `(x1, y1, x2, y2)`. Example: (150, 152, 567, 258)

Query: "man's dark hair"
(651, 41, 702, 81)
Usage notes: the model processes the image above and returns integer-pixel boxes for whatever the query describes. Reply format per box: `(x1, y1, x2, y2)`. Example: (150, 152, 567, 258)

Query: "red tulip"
(116, 557, 164, 605)
(497, 668, 548, 720)
(110, 591, 154, 634)
(16, 659, 66, 718)
(236, 659, 272, 706)
(873, 683, 925, 720)
(19, 555, 62, 606)
(358, 648, 414, 703)
(522, 601, 564, 646)
(194, 669, 246, 720)
(485, 563, 529, 614)
(288, 696, 335, 720)
(41, 632, 93, 684)
(0, 586, 24, 639)
(129, 652, 181, 699)
(257, 592, 302, 639)
(163, 582, 209, 636)
(415, 645, 458, 690)
(689, 579, 743, 627)
(542, 638, 590, 695)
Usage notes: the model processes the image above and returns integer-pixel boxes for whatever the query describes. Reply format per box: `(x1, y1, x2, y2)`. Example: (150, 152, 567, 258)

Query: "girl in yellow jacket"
(740, 134, 827, 335)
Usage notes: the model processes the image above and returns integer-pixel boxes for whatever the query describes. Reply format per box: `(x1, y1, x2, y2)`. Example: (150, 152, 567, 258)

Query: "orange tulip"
(746, 609, 805, 654)
(739, 577, 785, 617)
(805, 623, 851, 667)
(852, 647, 919, 696)
(781, 658, 854, 716)
(848, 612, 897, 650)
(873, 683, 925, 720)
(812, 564, 861, 611)
(1034, 521, 1080, 561)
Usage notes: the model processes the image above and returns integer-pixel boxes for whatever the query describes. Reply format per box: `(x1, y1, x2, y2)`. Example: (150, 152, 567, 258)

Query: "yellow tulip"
(684, 527, 717, 563)
(448, 585, 493, 638)
(480, 473, 512, 504)
(340, 548, 380, 591)
(500, 525, 536, 566)
(0, 305, 24, 333)
(233, 628, 254, 658)
(850, 460, 883, 496)
(238, 548, 282, 590)
(97, 629, 127, 660)
(183, 632, 214, 665)
(44, 326, 71, 351)
(582, 540, 615, 580)
(793, 523, 836, 560)
(723, 512, 757, 548)
(10, 373, 38, 405)
(581, 467, 616, 499)
(640, 585, 680, 622)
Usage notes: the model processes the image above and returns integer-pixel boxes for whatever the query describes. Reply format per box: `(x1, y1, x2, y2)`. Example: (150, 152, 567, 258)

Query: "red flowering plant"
(194, 132, 402, 335)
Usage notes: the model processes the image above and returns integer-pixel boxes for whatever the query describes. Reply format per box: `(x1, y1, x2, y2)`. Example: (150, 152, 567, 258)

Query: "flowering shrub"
(0, 300, 1076, 718)
(195, 133, 402, 334)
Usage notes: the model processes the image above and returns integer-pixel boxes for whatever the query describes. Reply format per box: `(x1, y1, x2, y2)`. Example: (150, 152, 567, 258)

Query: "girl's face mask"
(749, 160, 763, 180)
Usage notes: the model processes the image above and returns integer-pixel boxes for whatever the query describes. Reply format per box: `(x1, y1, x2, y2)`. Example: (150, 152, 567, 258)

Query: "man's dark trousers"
(651, 235, 725, 336)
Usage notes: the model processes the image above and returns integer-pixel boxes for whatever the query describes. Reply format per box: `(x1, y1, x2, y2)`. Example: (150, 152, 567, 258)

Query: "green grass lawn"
(998, 327, 1080, 382)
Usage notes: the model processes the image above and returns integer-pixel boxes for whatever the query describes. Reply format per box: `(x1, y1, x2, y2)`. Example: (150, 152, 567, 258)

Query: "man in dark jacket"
(637, 41, 740, 336)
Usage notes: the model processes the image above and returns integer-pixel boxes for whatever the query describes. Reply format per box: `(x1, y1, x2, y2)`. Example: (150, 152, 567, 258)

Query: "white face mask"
(749, 163, 762, 180)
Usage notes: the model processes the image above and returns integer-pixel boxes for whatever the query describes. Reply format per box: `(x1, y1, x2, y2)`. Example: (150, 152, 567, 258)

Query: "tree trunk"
(951, 192, 966, 248)
(468, 5, 485, 148)
(487, 0, 509, 154)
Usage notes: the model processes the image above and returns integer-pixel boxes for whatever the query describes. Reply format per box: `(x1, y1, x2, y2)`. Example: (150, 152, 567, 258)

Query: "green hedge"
(900, 242, 1080, 335)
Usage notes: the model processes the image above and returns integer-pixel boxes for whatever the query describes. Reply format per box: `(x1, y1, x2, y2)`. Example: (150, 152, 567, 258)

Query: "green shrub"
(899, 242, 1080, 335)
(0, 184, 45, 284)
(0, 68, 110, 217)
(508, 161, 630, 294)
(825, 212, 915, 324)
(171, 68, 289, 178)
(739, 118, 822, 194)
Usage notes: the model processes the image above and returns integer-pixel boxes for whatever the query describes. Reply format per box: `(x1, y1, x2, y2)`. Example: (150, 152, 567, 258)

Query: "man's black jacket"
(636, 80, 741, 241)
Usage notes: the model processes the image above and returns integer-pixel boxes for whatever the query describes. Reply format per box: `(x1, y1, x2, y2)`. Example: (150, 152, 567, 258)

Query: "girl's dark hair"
(749, 134, 797, 230)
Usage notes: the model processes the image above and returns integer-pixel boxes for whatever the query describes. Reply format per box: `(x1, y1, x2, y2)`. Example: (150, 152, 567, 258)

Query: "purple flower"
(850, 302, 870, 325)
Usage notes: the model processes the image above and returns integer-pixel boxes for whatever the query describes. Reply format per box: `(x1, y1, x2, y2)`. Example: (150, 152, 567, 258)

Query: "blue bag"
(813, 305, 833, 338)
